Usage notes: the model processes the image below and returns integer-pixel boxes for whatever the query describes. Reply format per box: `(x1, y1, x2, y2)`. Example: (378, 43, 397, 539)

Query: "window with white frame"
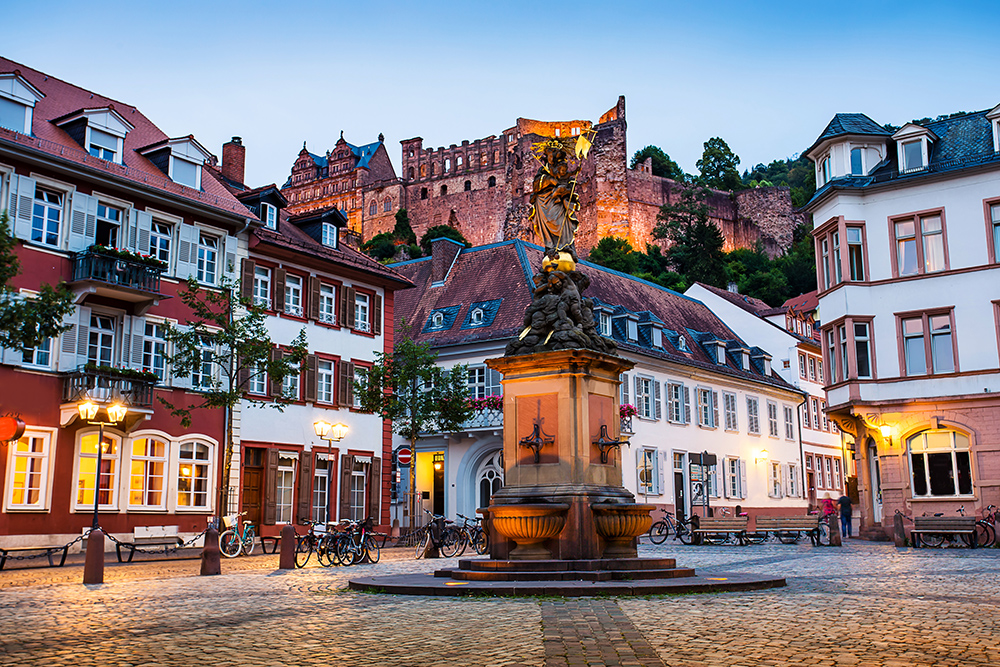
(783, 405, 794, 439)
(723, 391, 738, 431)
(353, 367, 366, 408)
(767, 401, 779, 437)
(322, 222, 338, 247)
(908, 429, 973, 497)
(253, 267, 271, 309)
(31, 187, 62, 247)
(282, 363, 300, 400)
(171, 156, 200, 189)
(95, 202, 123, 248)
(312, 457, 329, 523)
(991, 203, 1000, 263)
(808, 357, 817, 381)
(846, 226, 865, 281)
(636, 376, 655, 419)
(470, 308, 484, 325)
(853, 322, 873, 379)
(75, 431, 120, 509)
(88, 314, 115, 366)
(350, 457, 370, 520)
(5, 431, 53, 510)
(177, 442, 210, 508)
(319, 283, 336, 324)
(769, 461, 783, 498)
(191, 336, 215, 389)
(825, 458, 833, 490)
(850, 147, 863, 176)
(696, 387, 714, 427)
(354, 293, 370, 332)
(637, 448, 660, 495)
(149, 220, 172, 262)
(746, 397, 760, 435)
(245, 361, 266, 395)
(197, 233, 218, 284)
(261, 203, 277, 230)
(128, 437, 167, 508)
(832, 459, 842, 491)
(787, 463, 800, 497)
(667, 382, 685, 423)
(599, 312, 611, 337)
(798, 353, 807, 379)
(317, 359, 335, 403)
(901, 139, 924, 172)
(0, 93, 31, 134)
(142, 321, 168, 381)
(87, 128, 119, 162)
(467, 365, 502, 399)
(21, 337, 52, 368)
(725, 457, 744, 499)
(276, 455, 296, 522)
(284, 274, 303, 316)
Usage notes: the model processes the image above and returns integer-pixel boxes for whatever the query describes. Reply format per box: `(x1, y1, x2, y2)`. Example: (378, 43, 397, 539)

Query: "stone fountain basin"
(591, 503, 656, 543)
(490, 503, 570, 559)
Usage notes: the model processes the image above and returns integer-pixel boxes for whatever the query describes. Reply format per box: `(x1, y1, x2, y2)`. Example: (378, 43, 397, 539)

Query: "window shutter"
(652, 450, 661, 495)
(621, 374, 629, 405)
(296, 452, 313, 524)
(338, 361, 355, 407)
(339, 454, 352, 520)
(74, 305, 92, 361)
(223, 235, 238, 281)
(175, 223, 199, 280)
(633, 376, 641, 412)
(57, 306, 84, 371)
(240, 258, 255, 302)
(269, 347, 283, 397)
(635, 447, 646, 491)
(373, 294, 382, 335)
(781, 465, 788, 498)
(273, 268, 286, 312)
(263, 448, 279, 524)
(683, 385, 691, 424)
(339, 285, 349, 327)
(739, 460, 747, 499)
(712, 391, 719, 428)
(344, 287, 357, 328)
(723, 458, 731, 499)
(236, 358, 250, 390)
(308, 276, 321, 320)
(68, 190, 95, 252)
(5, 174, 18, 234)
(11, 175, 36, 242)
(303, 353, 317, 402)
(130, 315, 145, 368)
(134, 209, 153, 255)
(653, 381, 661, 420)
(369, 457, 381, 521)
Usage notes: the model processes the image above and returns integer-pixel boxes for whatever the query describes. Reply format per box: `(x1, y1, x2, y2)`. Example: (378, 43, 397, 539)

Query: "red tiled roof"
(0, 57, 250, 219)
(693, 282, 774, 316)
(782, 290, 819, 314)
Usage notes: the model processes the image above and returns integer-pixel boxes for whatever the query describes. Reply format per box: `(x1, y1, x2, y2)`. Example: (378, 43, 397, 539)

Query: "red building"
(0, 58, 253, 549)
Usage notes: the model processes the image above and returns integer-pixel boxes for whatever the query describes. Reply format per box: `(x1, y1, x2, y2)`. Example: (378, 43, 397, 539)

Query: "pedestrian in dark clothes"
(838, 494, 853, 538)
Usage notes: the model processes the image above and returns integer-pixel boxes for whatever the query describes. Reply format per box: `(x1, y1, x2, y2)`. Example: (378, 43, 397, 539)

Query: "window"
(831, 231, 842, 284)
(810, 398, 820, 430)
(312, 457, 329, 523)
(820, 401, 828, 431)
(31, 187, 62, 247)
(846, 227, 865, 281)
(350, 457, 369, 521)
(284, 274, 302, 316)
(5, 431, 53, 510)
(599, 312, 611, 336)
(0, 95, 30, 134)
(769, 461, 783, 498)
(319, 283, 336, 324)
(636, 376, 655, 419)
(253, 267, 271, 309)
(282, 363, 300, 400)
(421, 188, 428, 200)
(637, 449, 659, 495)
(832, 459, 842, 491)
(901, 139, 924, 172)
(901, 311, 955, 375)
(738, 397, 757, 436)
(723, 392, 738, 431)
(176, 442, 210, 508)
(725, 457, 744, 499)
(21, 337, 51, 368)
(470, 308, 484, 325)
(820, 237, 830, 289)
(88, 314, 115, 366)
(150, 221, 171, 262)
(894, 213, 946, 276)
(431, 312, 444, 328)
(322, 222, 337, 247)
(143, 321, 167, 381)
(784, 406, 794, 439)
(787, 463, 800, 497)
(815, 456, 825, 488)
(466, 364, 502, 400)
(850, 147, 863, 176)
(667, 382, 688, 424)
(767, 401, 779, 437)
(820, 157, 831, 185)
(276, 455, 296, 522)
(798, 353, 807, 379)
(854, 322, 872, 379)
(129, 438, 166, 508)
(825, 458, 833, 490)
(88, 128, 119, 162)
(369, 200, 377, 216)
(991, 203, 1000, 263)
(197, 233, 218, 284)
(317, 359, 335, 403)
(171, 156, 200, 189)
(440, 185, 447, 196)
(76, 431, 119, 509)
(192, 336, 215, 389)
(808, 357, 817, 381)
(94, 203, 123, 247)
(261, 203, 277, 230)
(248, 362, 267, 395)
(353, 367, 365, 408)
(354, 293, 370, 332)
(383, 198, 391, 212)
(464, 180, 471, 192)
(696, 387, 715, 427)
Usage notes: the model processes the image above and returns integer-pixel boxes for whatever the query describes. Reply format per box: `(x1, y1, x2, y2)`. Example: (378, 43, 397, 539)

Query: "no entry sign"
(396, 447, 412, 466)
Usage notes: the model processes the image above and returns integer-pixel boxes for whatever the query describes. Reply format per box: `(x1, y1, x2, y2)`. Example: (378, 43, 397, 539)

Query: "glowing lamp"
(78, 401, 99, 421)
(107, 403, 128, 423)
(755, 449, 769, 463)
(433, 460, 443, 471)
(330, 423, 348, 442)
(313, 420, 332, 439)
(879, 424, 892, 439)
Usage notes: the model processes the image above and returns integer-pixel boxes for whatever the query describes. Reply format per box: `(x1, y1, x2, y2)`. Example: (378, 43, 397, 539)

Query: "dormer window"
(138, 136, 212, 190)
(261, 203, 277, 230)
(988, 104, 1000, 153)
(432, 312, 445, 328)
(599, 312, 611, 336)
(651, 326, 662, 348)
(321, 222, 338, 248)
(901, 140, 924, 172)
(470, 308, 484, 325)
(716, 342, 727, 365)
(88, 128, 118, 161)
(850, 147, 863, 175)
(54, 106, 133, 165)
(626, 319, 638, 342)
(677, 335, 689, 352)
(0, 72, 44, 135)
(819, 156, 831, 185)
(171, 156, 199, 188)
(892, 124, 936, 174)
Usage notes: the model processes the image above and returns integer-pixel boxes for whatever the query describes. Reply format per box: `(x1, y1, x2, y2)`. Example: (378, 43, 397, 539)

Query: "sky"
(4, 1, 997, 186)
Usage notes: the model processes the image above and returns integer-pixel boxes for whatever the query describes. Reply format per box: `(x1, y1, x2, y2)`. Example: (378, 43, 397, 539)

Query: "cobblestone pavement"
(1, 540, 999, 666)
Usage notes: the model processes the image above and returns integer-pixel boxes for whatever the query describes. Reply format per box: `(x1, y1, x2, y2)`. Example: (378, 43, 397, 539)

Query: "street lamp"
(78, 399, 127, 529)
(313, 420, 348, 524)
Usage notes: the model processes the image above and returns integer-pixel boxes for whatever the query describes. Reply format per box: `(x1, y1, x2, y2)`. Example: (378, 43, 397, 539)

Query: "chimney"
(430, 237, 464, 286)
(222, 137, 246, 185)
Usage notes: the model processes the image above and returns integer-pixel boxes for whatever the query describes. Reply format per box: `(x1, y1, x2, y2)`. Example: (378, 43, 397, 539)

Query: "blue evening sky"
(3, 1, 996, 186)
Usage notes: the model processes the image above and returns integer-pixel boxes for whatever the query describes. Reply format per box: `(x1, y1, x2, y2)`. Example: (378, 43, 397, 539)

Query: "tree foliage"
(361, 208, 421, 263)
(696, 137, 742, 191)
(654, 186, 727, 287)
(419, 225, 471, 255)
(742, 155, 816, 208)
(630, 145, 686, 181)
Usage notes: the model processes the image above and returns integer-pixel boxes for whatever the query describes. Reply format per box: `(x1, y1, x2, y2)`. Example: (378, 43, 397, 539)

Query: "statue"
(529, 142, 581, 255)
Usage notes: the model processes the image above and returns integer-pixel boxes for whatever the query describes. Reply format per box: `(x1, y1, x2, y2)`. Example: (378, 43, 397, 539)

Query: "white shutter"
(223, 234, 238, 281)
(655, 450, 663, 496)
(781, 464, 788, 499)
(135, 210, 153, 256)
(171, 325, 192, 389)
(176, 223, 199, 280)
(634, 375, 641, 413)
(130, 315, 145, 368)
(739, 460, 747, 499)
(73, 306, 92, 365)
(621, 373, 629, 405)
(722, 458, 731, 499)
(68, 191, 97, 252)
(711, 391, 719, 428)
(653, 381, 662, 420)
(11, 174, 35, 241)
(5, 172, 17, 223)
(57, 306, 82, 371)
(683, 385, 691, 424)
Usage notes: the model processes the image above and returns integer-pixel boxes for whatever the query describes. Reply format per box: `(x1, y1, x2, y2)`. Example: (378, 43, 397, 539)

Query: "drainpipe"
(796, 391, 807, 508)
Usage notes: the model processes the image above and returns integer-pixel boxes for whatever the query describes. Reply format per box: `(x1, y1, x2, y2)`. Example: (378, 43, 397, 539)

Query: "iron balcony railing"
(420, 406, 504, 435)
(620, 415, 634, 434)
(62, 367, 156, 409)
(72, 250, 164, 294)
(864, 151, 1000, 185)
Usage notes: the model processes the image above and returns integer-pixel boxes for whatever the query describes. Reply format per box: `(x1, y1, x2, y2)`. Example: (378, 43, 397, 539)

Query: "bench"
(911, 516, 978, 548)
(260, 535, 281, 554)
(753, 516, 822, 545)
(115, 525, 186, 562)
(692, 517, 749, 545)
(0, 544, 71, 570)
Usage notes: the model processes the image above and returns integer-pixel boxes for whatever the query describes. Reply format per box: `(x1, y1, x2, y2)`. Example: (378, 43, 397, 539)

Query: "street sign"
(396, 447, 412, 466)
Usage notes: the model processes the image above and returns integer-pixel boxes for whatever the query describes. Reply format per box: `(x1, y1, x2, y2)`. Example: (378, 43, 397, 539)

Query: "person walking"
(838, 493, 853, 538)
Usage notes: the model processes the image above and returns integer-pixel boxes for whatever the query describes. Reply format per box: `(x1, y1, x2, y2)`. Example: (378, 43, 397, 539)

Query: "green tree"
(393, 208, 417, 246)
(419, 225, 471, 255)
(356, 327, 473, 529)
(361, 232, 399, 261)
(696, 137, 742, 191)
(587, 237, 638, 274)
(630, 145, 686, 181)
(775, 221, 817, 297)
(654, 186, 727, 287)
(0, 212, 75, 350)
(161, 276, 307, 519)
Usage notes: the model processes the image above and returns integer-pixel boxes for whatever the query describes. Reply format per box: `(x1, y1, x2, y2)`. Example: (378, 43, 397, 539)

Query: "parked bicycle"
(294, 519, 334, 568)
(440, 513, 488, 557)
(219, 512, 257, 558)
(647, 508, 693, 545)
(332, 517, 380, 565)
(959, 505, 995, 547)
(414, 510, 450, 559)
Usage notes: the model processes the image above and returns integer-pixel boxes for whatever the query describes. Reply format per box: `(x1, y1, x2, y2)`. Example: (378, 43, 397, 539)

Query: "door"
(432, 454, 445, 516)
(673, 452, 686, 519)
(807, 472, 816, 507)
(868, 438, 883, 523)
(242, 447, 264, 529)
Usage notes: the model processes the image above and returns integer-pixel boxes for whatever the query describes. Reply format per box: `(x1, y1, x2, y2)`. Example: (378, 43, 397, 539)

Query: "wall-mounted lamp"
(755, 449, 769, 464)
(879, 424, 892, 446)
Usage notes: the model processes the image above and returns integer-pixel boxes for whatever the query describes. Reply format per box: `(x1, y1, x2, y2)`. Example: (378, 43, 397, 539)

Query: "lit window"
(768, 461, 783, 498)
(149, 221, 172, 262)
(318, 283, 336, 324)
(909, 430, 972, 497)
(322, 222, 337, 247)
(746, 397, 760, 435)
(350, 457, 369, 521)
(312, 457, 329, 524)
(197, 234, 218, 284)
(253, 267, 271, 309)
(895, 213, 946, 276)
(95, 202, 123, 248)
(75, 431, 119, 509)
(143, 321, 167, 381)
(284, 274, 302, 316)
(177, 442, 210, 508)
(354, 293, 370, 332)
(31, 187, 62, 247)
(5, 432, 52, 510)
(317, 359, 335, 403)
(129, 438, 167, 509)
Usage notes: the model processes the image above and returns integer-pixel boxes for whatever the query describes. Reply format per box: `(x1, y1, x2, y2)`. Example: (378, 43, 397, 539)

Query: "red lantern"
(0, 416, 26, 442)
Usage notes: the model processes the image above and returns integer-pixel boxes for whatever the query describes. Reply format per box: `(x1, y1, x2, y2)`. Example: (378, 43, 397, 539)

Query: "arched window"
(408, 167, 414, 179)
(421, 188, 428, 200)
(420, 164, 427, 178)
(907, 429, 973, 497)
(383, 198, 392, 212)
(129, 437, 168, 509)
(432, 312, 444, 327)
(477, 450, 504, 509)
(178, 441, 212, 508)
(487, 176, 496, 188)
(440, 185, 447, 196)
(464, 180, 471, 192)
(444, 158, 451, 173)
(75, 430, 121, 510)
(470, 308, 484, 325)
(369, 200, 377, 216)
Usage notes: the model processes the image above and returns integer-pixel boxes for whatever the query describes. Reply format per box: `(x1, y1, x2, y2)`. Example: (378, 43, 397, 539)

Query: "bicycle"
(219, 512, 257, 558)
(959, 505, 995, 547)
(647, 509, 693, 545)
(294, 520, 335, 568)
(333, 517, 380, 565)
(414, 510, 450, 559)
(441, 513, 488, 557)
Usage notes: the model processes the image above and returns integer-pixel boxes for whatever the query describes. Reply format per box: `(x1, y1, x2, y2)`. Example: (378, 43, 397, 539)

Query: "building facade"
(805, 107, 1000, 538)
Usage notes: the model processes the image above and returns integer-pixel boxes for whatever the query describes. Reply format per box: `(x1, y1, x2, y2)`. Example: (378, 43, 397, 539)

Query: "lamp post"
(78, 398, 126, 585)
(313, 420, 348, 523)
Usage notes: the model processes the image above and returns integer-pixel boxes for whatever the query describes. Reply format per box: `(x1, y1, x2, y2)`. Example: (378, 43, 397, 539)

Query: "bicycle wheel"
(414, 530, 431, 559)
(816, 519, 831, 546)
(242, 529, 256, 556)
(974, 521, 995, 548)
(294, 535, 312, 568)
(316, 535, 335, 567)
(219, 529, 242, 558)
(677, 523, 693, 545)
(364, 535, 381, 564)
(648, 521, 670, 545)
(472, 528, 489, 555)
(919, 533, 945, 548)
(337, 536, 357, 566)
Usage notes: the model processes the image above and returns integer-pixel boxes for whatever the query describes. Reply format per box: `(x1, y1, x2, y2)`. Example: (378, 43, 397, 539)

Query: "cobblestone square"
(1, 541, 998, 666)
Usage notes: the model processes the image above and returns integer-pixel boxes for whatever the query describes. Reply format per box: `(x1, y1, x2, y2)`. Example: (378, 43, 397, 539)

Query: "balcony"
(70, 247, 166, 304)
(620, 416, 634, 435)
(62, 365, 157, 409)
(420, 406, 504, 436)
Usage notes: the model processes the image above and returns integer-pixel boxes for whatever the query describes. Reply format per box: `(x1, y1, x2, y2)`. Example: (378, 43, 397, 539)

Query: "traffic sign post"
(397, 447, 412, 467)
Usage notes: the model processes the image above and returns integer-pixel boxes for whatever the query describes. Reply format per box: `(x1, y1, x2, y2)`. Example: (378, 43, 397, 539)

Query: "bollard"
(201, 527, 221, 575)
(83, 528, 105, 585)
(278, 523, 296, 570)
(893, 512, 907, 548)
(690, 515, 701, 545)
(828, 514, 842, 546)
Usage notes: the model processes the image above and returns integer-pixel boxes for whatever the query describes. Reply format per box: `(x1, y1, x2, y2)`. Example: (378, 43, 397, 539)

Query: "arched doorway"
(868, 437, 882, 523)
(476, 449, 503, 511)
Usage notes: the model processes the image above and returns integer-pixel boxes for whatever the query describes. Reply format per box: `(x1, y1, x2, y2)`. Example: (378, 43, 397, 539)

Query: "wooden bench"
(911, 516, 978, 548)
(0, 544, 71, 570)
(115, 526, 186, 562)
(753, 516, 822, 545)
(260, 535, 281, 554)
(692, 517, 749, 545)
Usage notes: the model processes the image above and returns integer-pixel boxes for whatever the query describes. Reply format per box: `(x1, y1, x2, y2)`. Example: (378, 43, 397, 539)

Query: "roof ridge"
(0, 56, 140, 116)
